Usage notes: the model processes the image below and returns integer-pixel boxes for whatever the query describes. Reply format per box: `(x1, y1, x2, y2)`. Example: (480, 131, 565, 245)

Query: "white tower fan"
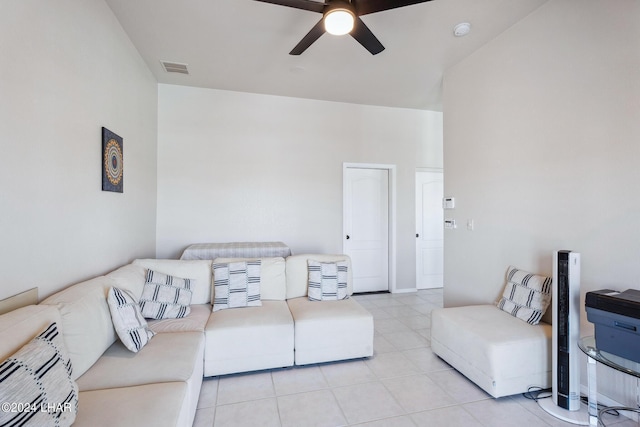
(538, 250, 588, 425)
(552, 250, 581, 410)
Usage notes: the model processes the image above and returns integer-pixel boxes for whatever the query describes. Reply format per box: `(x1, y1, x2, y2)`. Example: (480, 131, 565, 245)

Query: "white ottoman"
(431, 304, 551, 398)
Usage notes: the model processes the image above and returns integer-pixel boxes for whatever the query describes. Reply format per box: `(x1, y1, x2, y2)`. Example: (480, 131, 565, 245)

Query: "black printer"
(586, 289, 640, 363)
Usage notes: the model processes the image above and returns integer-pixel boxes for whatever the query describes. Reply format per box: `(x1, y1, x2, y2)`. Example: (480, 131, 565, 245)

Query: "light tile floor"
(193, 289, 637, 427)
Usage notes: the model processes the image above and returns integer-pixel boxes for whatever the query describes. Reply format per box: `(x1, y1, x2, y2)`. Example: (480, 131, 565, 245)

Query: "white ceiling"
(105, 0, 548, 111)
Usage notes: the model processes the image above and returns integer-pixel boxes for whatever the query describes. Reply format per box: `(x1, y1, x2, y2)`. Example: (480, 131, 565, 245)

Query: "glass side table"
(578, 336, 640, 426)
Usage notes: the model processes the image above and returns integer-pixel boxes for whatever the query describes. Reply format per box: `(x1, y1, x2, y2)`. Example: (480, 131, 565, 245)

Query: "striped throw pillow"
(107, 287, 155, 352)
(139, 270, 194, 319)
(212, 261, 262, 312)
(0, 323, 78, 427)
(496, 266, 552, 325)
(307, 260, 349, 301)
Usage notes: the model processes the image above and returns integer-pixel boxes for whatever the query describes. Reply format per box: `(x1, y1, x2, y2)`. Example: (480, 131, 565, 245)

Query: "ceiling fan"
(254, 0, 432, 55)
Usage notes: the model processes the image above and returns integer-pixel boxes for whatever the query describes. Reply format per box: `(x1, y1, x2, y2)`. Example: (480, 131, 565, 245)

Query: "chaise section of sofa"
(74, 382, 189, 426)
(36, 261, 210, 427)
(0, 301, 190, 427)
(74, 330, 204, 427)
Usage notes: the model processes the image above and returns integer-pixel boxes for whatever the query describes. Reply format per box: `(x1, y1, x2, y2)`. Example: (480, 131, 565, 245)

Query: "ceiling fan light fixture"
(324, 7, 355, 36)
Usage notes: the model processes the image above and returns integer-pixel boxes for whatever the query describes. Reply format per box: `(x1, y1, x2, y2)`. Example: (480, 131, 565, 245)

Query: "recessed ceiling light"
(453, 22, 471, 37)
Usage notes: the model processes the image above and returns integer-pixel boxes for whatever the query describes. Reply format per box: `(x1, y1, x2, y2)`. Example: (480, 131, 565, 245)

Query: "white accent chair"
(431, 304, 552, 398)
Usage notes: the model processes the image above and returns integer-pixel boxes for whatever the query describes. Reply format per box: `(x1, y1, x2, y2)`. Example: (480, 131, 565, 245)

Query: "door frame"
(342, 163, 397, 293)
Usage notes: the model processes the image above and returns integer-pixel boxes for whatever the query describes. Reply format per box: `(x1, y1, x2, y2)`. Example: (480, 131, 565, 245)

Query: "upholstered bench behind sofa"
(430, 266, 553, 398)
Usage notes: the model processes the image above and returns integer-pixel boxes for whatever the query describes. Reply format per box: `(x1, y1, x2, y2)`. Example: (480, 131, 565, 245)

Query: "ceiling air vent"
(160, 61, 189, 75)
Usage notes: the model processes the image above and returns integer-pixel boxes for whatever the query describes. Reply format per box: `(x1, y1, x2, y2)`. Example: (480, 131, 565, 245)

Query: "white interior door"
(344, 167, 389, 293)
(416, 170, 444, 289)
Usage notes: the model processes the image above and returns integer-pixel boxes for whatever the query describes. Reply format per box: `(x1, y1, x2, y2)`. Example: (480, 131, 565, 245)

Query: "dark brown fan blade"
(253, 0, 325, 13)
(290, 19, 326, 55)
(350, 16, 384, 55)
(353, 0, 432, 16)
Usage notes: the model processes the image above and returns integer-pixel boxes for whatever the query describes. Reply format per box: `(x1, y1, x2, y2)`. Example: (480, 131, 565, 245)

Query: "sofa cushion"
(106, 287, 155, 352)
(287, 296, 373, 365)
(75, 382, 188, 427)
(204, 300, 294, 376)
(147, 303, 211, 334)
(0, 322, 78, 427)
(213, 257, 286, 301)
(307, 260, 349, 301)
(496, 266, 552, 325)
(133, 259, 213, 305)
(40, 276, 118, 379)
(76, 331, 204, 391)
(212, 260, 261, 311)
(286, 254, 353, 299)
(139, 270, 193, 319)
(76, 331, 203, 427)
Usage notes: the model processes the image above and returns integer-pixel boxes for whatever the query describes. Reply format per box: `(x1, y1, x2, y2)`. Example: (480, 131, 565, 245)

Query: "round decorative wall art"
(102, 127, 123, 193)
(105, 139, 123, 186)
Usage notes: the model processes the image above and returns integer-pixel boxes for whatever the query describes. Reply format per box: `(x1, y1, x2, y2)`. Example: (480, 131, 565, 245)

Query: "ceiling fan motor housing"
(324, 1, 356, 35)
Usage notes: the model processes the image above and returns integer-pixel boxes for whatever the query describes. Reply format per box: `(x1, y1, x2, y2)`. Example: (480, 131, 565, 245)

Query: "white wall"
(443, 0, 640, 403)
(157, 84, 443, 291)
(0, 0, 158, 300)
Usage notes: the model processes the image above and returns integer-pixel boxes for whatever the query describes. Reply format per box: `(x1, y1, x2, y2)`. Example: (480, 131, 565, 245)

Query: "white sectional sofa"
(0, 254, 373, 427)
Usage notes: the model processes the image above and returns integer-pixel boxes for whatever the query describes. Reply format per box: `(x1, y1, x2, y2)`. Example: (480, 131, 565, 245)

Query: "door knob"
(416, 233, 419, 238)
(346, 235, 350, 240)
